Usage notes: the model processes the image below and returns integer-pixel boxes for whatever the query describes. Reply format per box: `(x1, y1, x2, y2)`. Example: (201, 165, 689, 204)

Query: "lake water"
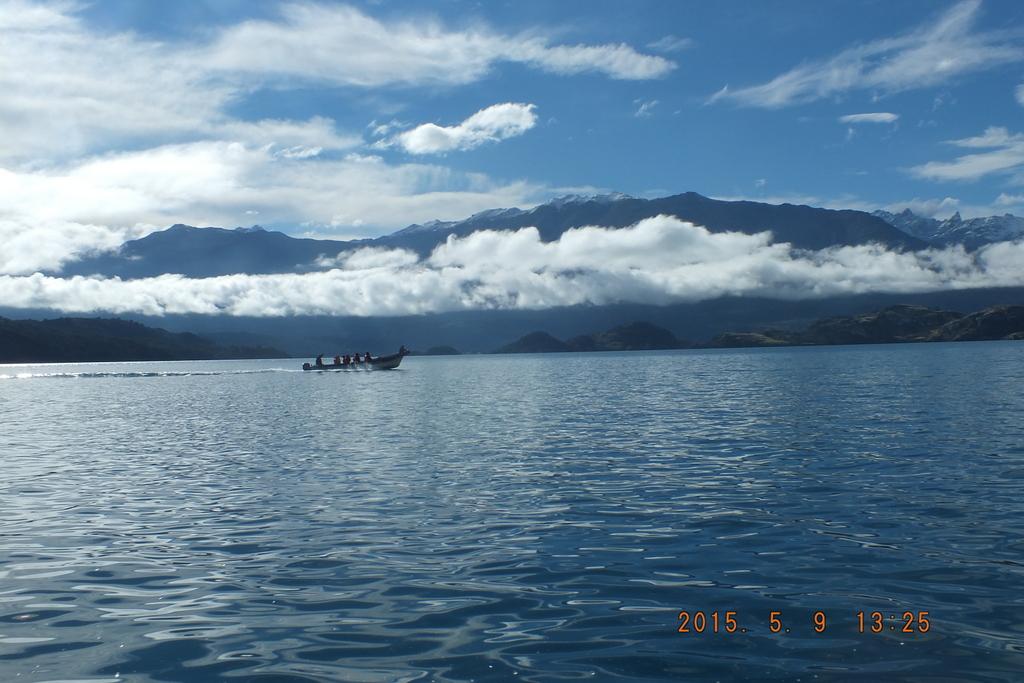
(3, 342, 1024, 683)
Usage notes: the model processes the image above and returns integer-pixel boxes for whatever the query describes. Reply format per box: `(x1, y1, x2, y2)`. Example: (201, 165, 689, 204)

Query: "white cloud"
(204, 3, 674, 85)
(635, 100, 659, 118)
(219, 117, 361, 156)
(507, 40, 675, 80)
(712, 0, 1023, 108)
(2, 216, 1023, 318)
(368, 120, 406, 139)
(0, 218, 143, 278)
(390, 104, 538, 155)
(1017, 84, 1024, 106)
(0, 1, 227, 162)
(996, 193, 1024, 207)
(648, 35, 693, 53)
(839, 113, 899, 124)
(912, 126, 1024, 182)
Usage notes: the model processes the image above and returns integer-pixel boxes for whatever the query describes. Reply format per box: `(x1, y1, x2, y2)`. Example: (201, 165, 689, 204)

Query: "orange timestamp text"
(677, 610, 930, 634)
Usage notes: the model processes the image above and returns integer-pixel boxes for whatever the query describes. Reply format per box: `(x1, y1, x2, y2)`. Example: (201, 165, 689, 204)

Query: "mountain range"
(16, 192, 1024, 356)
(57, 192, 929, 280)
(54, 192, 1024, 283)
(872, 209, 1024, 248)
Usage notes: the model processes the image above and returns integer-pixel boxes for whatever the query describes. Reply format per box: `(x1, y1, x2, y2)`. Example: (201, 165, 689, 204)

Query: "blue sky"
(3, 0, 1024, 316)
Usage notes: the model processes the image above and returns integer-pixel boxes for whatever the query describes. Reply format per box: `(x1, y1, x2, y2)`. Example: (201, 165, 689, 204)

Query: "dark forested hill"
(704, 304, 1024, 347)
(491, 304, 1024, 355)
(495, 321, 688, 354)
(0, 316, 288, 363)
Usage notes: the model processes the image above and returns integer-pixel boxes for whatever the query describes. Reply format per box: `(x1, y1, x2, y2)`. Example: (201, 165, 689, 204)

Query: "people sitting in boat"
(315, 354, 324, 367)
(333, 355, 341, 365)
(352, 353, 361, 363)
(364, 352, 372, 362)
(342, 354, 351, 366)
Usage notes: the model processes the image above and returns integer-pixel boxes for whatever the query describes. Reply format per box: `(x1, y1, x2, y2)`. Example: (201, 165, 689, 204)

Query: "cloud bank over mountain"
(3, 216, 1022, 318)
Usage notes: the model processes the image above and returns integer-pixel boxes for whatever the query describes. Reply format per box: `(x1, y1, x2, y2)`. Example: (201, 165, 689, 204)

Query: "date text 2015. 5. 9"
(676, 611, 931, 635)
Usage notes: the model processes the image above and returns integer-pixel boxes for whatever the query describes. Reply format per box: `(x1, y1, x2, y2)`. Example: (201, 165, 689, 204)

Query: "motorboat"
(302, 347, 409, 371)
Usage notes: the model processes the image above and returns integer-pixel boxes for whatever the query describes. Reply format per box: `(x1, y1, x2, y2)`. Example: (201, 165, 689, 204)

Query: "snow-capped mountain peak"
(872, 208, 1024, 247)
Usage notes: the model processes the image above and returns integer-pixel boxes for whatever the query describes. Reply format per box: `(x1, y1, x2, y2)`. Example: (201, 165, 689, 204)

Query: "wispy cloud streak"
(839, 113, 899, 124)
(912, 126, 1024, 182)
(712, 0, 1023, 108)
(205, 4, 675, 85)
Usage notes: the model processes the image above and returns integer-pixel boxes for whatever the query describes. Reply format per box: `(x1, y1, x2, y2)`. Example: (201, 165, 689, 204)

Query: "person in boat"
(364, 352, 372, 362)
(352, 353, 361, 363)
(315, 354, 324, 367)
(333, 355, 341, 365)
(342, 354, 350, 366)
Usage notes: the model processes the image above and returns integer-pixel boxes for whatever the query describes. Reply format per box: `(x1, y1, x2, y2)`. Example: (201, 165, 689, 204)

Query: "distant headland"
(0, 317, 288, 363)
(493, 304, 1024, 354)
(3, 303, 1022, 364)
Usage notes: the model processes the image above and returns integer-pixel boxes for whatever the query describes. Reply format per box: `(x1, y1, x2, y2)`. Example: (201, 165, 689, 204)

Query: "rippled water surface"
(3, 343, 1024, 682)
